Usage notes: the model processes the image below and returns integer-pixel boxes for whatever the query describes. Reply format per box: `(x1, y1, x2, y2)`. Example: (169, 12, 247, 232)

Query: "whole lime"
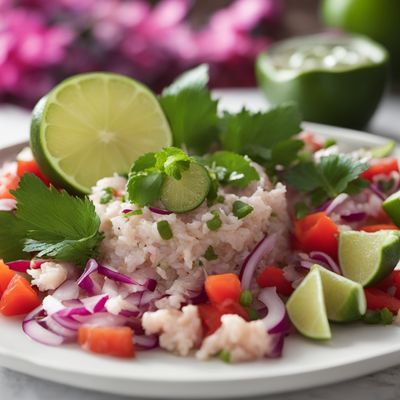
(321, 0, 400, 78)
(256, 34, 389, 129)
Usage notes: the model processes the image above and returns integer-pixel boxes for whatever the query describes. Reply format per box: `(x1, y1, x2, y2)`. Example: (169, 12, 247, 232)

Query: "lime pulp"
(30, 73, 172, 194)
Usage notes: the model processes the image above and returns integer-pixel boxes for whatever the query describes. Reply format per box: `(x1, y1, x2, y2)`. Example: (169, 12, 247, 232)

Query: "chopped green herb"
(2, 174, 103, 265)
(219, 104, 302, 170)
(218, 349, 231, 363)
(204, 245, 218, 261)
(159, 65, 219, 154)
(284, 154, 368, 206)
(127, 171, 164, 207)
(157, 220, 173, 240)
(155, 147, 191, 180)
(207, 210, 222, 231)
(294, 202, 310, 219)
(100, 187, 114, 204)
(323, 138, 337, 148)
(232, 201, 253, 219)
(246, 307, 260, 321)
(239, 289, 253, 307)
(363, 308, 393, 325)
(205, 151, 259, 188)
(124, 209, 143, 217)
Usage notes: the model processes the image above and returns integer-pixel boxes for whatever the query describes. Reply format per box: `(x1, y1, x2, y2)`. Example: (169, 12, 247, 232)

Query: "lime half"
(256, 33, 388, 129)
(160, 162, 211, 213)
(314, 265, 366, 322)
(286, 268, 331, 340)
(31, 73, 172, 194)
(339, 230, 400, 287)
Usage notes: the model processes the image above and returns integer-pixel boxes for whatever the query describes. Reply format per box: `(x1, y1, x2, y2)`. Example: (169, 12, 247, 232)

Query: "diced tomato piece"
(299, 132, 323, 152)
(205, 273, 241, 304)
(78, 326, 135, 358)
(256, 266, 293, 296)
(0, 275, 41, 316)
(198, 299, 248, 336)
(361, 158, 399, 182)
(294, 212, 339, 259)
(359, 224, 398, 232)
(0, 260, 16, 297)
(17, 160, 49, 185)
(0, 172, 19, 199)
(364, 288, 400, 314)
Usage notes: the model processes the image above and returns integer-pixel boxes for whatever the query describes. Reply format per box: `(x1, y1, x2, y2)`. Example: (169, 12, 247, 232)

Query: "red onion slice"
(149, 207, 173, 215)
(74, 312, 127, 327)
(134, 334, 159, 350)
(369, 184, 386, 200)
(7, 260, 31, 273)
(45, 316, 77, 339)
(52, 313, 81, 331)
(325, 193, 349, 215)
(267, 333, 285, 358)
(42, 295, 65, 315)
(240, 234, 277, 290)
(258, 287, 290, 334)
(22, 306, 65, 346)
(309, 251, 341, 275)
(52, 280, 80, 301)
(0, 198, 16, 211)
(77, 259, 99, 294)
(340, 211, 367, 223)
(97, 264, 157, 292)
(81, 294, 108, 313)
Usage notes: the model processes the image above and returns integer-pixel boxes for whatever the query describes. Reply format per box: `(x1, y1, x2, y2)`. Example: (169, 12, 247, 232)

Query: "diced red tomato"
(256, 266, 293, 296)
(359, 224, 398, 232)
(0, 260, 16, 297)
(361, 158, 399, 182)
(17, 159, 49, 185)
(204, 273, 241, 304)
(0, 172, 19, 199)
(0, 275, 41, 316)
(299, 132, 323, 152)
(294, 212, 339, 259)
(198, 299, 248, 336)
(78, 326, 135, 358)
(364, 288, 400, 314)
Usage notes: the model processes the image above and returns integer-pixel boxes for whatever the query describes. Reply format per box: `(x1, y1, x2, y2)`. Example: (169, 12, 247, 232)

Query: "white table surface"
(0, 89, 400, 400)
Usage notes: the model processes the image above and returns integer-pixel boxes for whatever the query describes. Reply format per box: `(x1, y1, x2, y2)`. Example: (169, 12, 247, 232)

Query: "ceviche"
(0, 65, 400, 363)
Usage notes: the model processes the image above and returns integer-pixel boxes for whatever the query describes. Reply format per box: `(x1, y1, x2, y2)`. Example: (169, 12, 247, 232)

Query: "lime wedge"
(339, 230, 400, 287)
(31, 73, 172, 194)
(313, 265, 366, 322)
(160, 162, 211, 213)
(383, 190, 400, 227)
(286, 268, 331, 340)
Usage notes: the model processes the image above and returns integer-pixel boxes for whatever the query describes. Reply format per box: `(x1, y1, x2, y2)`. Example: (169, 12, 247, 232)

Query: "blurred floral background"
(0, 0, 325, 107)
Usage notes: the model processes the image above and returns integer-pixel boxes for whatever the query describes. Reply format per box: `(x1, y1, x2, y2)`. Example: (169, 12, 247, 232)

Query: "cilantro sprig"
(127, 147, 194, 207)
(159, 64, 220, 154)
(160, 65, 304, 171)
(284, 154, 369, 206)
(0, 174, 103, 264)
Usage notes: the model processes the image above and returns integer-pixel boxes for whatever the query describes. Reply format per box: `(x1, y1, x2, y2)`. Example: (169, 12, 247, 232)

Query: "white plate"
(0, 124, 399, 399)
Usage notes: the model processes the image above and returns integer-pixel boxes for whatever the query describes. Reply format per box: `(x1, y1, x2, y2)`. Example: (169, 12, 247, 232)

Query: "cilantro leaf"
(131, 152, 156, 173)
(7, 174, 103, 265)
(219, 104, 302, 164)
(159, 64, 220, 154)
(284, 154, 369, 204)
(0, 212, 31, 262)
(205, 151, 259, 188)
(155, 147, 191, 180)
(127, 171, 164, 207)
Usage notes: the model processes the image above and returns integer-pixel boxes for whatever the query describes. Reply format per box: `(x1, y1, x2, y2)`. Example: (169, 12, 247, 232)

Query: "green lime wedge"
(370, 140, 395, 158)
(313, 265, 366, 322)
(256, 33, 389, 129)
(160, 162, 211, 213)
(286, 268, 331, 340)
(339, 230, 400, 287)
(383, 191, 400, 227)
(31, 73, 172, 194)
